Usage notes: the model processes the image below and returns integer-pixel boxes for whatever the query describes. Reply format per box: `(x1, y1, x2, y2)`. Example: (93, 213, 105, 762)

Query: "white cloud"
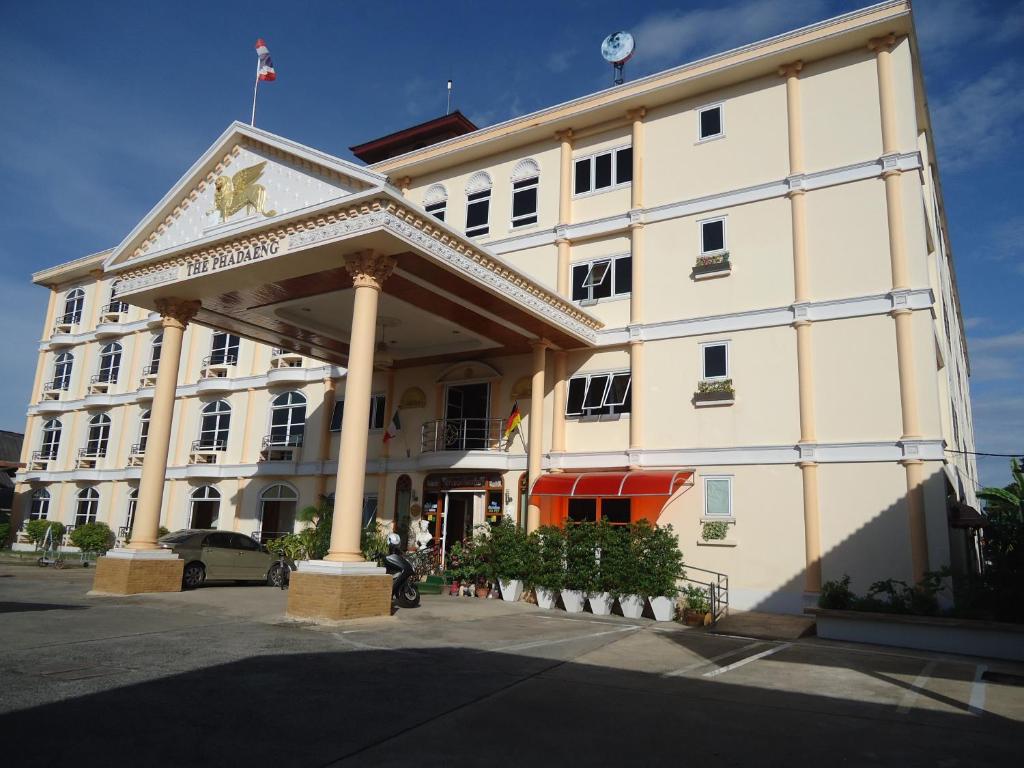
(915, 0, 1024, 65)
(962, 317, 988, 330)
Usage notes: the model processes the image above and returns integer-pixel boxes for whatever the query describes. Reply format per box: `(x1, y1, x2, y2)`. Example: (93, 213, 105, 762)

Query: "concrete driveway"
(1, 565, 1022, 767)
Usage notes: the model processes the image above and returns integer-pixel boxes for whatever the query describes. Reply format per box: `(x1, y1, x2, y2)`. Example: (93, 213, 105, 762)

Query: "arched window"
(52, 352, 73, 391)
(259, 484, 298, 540)
(147, 333, 163, 376)
(137, 410, 151, 453)
(510, 159, 540, 229)
(198, 400, 231, 451)
(269, 391, 306, 447)
(465, 172, 492, 238)
(189, 485, 221, 529)
(210, 332, 240, 366)
(97, 342, 122, 384)
(125, 488, 138, 532)
(75, 487, 100, 526)
(424, 184, 448, 222)
(62, 288, 85, 325)
(84, 413, 111, 458)
(40, 419, 62, 459)
(30, 488, 51, 520)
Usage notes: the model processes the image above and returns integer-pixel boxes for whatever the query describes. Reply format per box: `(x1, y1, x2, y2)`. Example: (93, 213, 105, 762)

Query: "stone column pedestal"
(91, 549, 183, 595)
(286, 561, 392, 621)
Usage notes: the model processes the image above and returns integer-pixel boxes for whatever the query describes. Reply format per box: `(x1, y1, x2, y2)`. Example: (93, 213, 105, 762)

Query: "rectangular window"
(567, 498, 597, 523)
(511, 176, 538, 228)
(700, 218, 726, 254)
(704, 476, 733, 517)
(698, 104, 724, 140)
(573, 146, 632, 195)
(571, 254, 632, 303)
(330, 395, 386, 431)
(601, 498, 631, 525)
(565, 371, 631, 417)
(425, 200, 446, 222)
(465, 189, 490, 237)
(702, 342, 729, 380)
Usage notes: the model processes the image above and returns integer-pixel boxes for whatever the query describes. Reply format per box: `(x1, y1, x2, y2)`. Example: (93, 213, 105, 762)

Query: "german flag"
(503, 400, 522, 444)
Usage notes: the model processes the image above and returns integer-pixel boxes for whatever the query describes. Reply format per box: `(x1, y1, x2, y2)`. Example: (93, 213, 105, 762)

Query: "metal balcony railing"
(191, 438, 227, 453)
(102, 300, 129, 316)
(420, 418, 505, 453)
(270, 348, 303, 368)
(53, 312, 81, 330)
(261, 433, 304, 450)
(30, 449, 57, 466)
(202, 353, 237, 368)
(90, 372, 118, 386)
(43, 380, 68, 393)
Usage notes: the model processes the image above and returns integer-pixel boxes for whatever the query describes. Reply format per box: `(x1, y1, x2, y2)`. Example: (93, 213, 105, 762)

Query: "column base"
(91, 549, 183, 595)
(287, 566, 392, 622)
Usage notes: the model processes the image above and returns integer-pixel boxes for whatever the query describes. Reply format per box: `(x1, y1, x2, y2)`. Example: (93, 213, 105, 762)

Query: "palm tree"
(977, 458, 1024, 522)
(975, 458, 1024, 622)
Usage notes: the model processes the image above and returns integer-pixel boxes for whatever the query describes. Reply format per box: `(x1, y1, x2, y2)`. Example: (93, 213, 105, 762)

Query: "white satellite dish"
(601, 31, 635, 84)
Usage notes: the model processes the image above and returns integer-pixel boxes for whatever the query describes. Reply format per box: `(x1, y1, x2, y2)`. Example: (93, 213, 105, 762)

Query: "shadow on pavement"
(0, 601, 88, 614)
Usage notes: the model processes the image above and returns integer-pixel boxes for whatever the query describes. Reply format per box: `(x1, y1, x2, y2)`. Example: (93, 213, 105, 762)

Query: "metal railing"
(202, 353, 237, 369)
(420, 418, 505, 452)
(191, 438, 227, 453)
(90, 372, 118, 386)
(43, 380, 68, 393)
(31, 449, 57, 464)
(270, 348, 302, 368)
(102, 301, 129, 315)
(53, 312, 81, 329)
(680, 565, 729, 624)
(78, 446, 107, 459)
(261, 433, 303, 451)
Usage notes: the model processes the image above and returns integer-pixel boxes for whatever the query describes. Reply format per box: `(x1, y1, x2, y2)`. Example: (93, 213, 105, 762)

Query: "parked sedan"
(158, 529, 284, 589)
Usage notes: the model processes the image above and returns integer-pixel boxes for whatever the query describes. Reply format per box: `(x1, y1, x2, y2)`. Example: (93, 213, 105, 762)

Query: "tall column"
(326, 252, 396, 562)
(556, 129, 574, 297)
(128, 298, 198, 550)
(780, 60, 822, 595)
(871, 34, 928, 582)
(628, 108, 647, 458)
(526, 340, 548, 532)
(314, 375, 336, 500)
(551, 351, 568, 456)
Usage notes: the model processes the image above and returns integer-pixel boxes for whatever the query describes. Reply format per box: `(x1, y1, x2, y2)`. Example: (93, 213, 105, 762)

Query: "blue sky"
(1, 0, 1020, 489)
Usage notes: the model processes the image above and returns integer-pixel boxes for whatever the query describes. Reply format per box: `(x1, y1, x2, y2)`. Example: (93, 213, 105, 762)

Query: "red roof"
(350, 111, 478, 164)
(531, 470, 694, 497)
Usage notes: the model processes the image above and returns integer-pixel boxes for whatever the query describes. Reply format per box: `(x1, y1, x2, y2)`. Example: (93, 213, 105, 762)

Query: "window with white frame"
(51, 352, 73, 391)
(198, 400, 231, 450)
(703, 476, 733, 517)
(148, 333, 163, 375)
(701, 341, 729, 381)
(565, 371, 631, 417)
(40, 419, 62, 459)
(465, 172, 492, 237)
(84, 413, 112, 458)
(571, 254, 632, 303)
(210, 332, 240, 366)
(137, 410, 151, 453)
(424, 184, 447, 222)
(30, 488, 51, 520)
(97, 342, 122, 384)
(510, 159, 539, 228)
(126, 488, 138, 532)
(269, 391, 306, 446)
(330, 394, 386, 431)
(61, 288, 85, 325)
(76, 487, 100, 526)
(573, 146, 632, 195)
(698, 104, 724, 141)
(700, 217, 726, 254)
(362, 494, 379, 528)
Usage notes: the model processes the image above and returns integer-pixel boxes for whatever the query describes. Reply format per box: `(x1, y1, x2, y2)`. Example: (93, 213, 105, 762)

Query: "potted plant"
(701, 520, 730, 541)
(589, 520, 623, 616)
(617, 522, 648, 619)
(643, 523, 685, 622)
(468, 525, 493, 598)
(694, 378, 735, 406)
(563, 522, 597, 613)
(446, 541, 466, 596)
(531, 526, 564, 609)
(489, 517, 531, 602)
(683, 585, 711, 626)
(692, 251, 731, 278)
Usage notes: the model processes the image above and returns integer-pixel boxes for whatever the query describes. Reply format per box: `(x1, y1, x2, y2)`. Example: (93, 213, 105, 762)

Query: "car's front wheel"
(182, 562, 206, 590)
(267, 562, 288, 588)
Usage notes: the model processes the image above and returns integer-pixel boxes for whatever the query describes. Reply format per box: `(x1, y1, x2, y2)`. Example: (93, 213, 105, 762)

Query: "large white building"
(14, 1, 978, 614)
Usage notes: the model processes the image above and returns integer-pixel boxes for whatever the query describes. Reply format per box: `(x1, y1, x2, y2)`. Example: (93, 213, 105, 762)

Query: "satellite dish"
(601, 31, 635, 84)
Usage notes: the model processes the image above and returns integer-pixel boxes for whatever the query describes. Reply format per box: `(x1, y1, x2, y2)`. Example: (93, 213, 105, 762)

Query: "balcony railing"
(89, 372, 118, 393)
(139, 364, 159, 388)
(76, 446, 107, 468)
(201, 353, 237, 378)
(420, 418, 505, 453)
(52, 312, 81, 333)
(259, 432, 303, 461)
(127, 443, 146, 466)
(190, 438, 227, 464)
(42, 380, 68, 399)
(29, 449, 57, 469)
(102, 300, 129, 316)
(270, 348, 303, 368)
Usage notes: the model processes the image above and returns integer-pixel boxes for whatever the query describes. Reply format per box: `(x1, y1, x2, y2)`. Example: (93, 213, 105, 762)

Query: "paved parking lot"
(1, 565, 1022, 766)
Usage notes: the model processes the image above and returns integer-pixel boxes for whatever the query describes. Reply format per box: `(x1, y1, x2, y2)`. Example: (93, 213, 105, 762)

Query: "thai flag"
(255, 39, 276, 81)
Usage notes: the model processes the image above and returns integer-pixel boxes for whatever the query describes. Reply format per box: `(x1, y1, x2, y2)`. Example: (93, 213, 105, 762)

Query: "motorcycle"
(384, 533, 421, 608)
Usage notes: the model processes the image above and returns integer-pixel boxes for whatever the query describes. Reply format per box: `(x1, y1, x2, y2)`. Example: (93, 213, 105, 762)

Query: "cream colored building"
(14, 1, 978, 614)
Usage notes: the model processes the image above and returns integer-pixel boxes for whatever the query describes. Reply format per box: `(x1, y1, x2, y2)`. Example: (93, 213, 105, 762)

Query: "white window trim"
(696, 103, 725, 143)
(702, 475, 734, 518)
(572, 144, 633, 199)
(331, 393, 386, 432)
(465, 188, 491, 238)
(571, 253, 631, 305)
(510, 174, 539, 230)
(565, 368, 632, 418)
(698, 216, 728, 255)
(700, 340, 730, 381)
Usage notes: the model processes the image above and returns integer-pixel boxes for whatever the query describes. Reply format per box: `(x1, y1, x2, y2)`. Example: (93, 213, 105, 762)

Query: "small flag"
(255, 39, 276, 81)
(383, 409, 401, 444)
(503, 401, 522, 443)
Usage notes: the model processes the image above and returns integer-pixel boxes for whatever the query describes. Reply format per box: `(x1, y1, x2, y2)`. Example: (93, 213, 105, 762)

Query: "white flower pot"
(619, 594, 645, 619)
(649, 595, 677, 622)
(588, 591, 613, 615)
(561, 589, 586, 613)
(535, 586, 558, 610)
(499, 578, 523, 602)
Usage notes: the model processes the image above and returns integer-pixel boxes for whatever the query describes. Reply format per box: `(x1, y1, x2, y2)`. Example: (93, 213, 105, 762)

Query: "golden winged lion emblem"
(211, 161, 277, 222)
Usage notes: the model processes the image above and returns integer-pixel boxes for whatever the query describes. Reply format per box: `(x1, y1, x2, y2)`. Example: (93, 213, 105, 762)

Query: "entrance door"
(445, 383, 490, 450)
(442, 493, 482, 550)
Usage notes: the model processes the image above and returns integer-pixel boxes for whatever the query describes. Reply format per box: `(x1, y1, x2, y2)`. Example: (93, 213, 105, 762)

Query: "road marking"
(969, 664, 988, 716)
(493, 625, 638, 652)
(897, 660, 938, 714)
(533, 614, 635, 627)
(702, 642, 792, 678)
(664, 641, 765, 677)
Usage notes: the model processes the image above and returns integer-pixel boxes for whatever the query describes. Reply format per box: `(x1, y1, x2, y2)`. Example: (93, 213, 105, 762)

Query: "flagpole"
(251, 57, 260, 126)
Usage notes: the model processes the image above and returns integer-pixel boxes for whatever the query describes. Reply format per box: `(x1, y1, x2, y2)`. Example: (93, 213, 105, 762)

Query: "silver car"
(158, 529, 283, 589)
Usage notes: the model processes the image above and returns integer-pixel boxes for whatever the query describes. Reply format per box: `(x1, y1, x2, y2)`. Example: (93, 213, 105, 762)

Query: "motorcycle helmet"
(386, 532, 401, 547)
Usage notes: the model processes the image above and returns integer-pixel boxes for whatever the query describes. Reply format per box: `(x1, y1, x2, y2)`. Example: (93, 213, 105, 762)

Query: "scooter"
(384, 533, 421, 608)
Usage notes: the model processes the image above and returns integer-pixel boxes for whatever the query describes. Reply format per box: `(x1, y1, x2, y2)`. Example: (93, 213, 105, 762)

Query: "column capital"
(627, 106, 647, 121)
(530, 338, 553, 351)
(778, 60, 803, 78)
(344, 251, 397, 291)
(555, 128, 574, 142)
(868, 33, 899, 52)
(155, 298, 200, 330)
(89, 268, 104, 279)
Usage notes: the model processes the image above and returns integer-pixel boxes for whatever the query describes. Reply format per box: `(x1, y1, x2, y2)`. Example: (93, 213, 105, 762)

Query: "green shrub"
(26, 519, 66, 545)
(818, 575, 856, 610)
(531, 526, 565, 590)
(701, 521, 729, 541)
(696, 378, 734, 395)
(487, 517, 533, 582)
(564, 522, 598, 592)
(684, 584, 710, 613)
(265, 532, 308, 561)
(643, 523, 684, 598)
(361, 521, 389, 563)
(69, 522, 114, 554)
(593, 520, 629, 596)
(158, 526, 170, 538)
(0, 523, 10, 545)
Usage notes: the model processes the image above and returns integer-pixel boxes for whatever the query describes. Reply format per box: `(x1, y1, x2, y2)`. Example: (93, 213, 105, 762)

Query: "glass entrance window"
(259, 484, 298, 541)
(566, 497, 631, 525)
(190, 485, 221, 529)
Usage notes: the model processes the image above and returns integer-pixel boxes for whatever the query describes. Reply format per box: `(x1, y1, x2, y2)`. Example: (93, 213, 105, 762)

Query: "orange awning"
(531, 470, 694, 498)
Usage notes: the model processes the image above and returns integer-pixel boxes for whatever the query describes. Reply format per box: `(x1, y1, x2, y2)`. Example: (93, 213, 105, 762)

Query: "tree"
(974, 458, 1024, 622)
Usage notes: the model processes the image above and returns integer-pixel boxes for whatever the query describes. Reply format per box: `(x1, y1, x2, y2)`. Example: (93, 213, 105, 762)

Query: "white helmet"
(386, 532, 401, 546)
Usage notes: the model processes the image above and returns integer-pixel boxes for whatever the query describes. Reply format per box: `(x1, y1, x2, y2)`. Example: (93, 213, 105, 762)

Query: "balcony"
(201, 353, 237, 380)
(138, 364, 159, 390)
(269, 347, 303, 369)
(259, 433, 303, 462)
(88, 373, 117, 395)
(28, 450, 57, 471)
(40, 381, 67, 403)
(127, 443, 146, 467)
(189, 438, 226, 465)
(420, 418, 505, 453)
(52, 312, 80, 337)
(76, 446, 106, 469)
(96, 302, 130, 337)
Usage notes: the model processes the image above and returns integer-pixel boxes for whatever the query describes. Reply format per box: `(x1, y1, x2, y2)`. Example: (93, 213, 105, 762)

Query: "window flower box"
(694, 378, 735, 406)
(693, 251, 731, 280)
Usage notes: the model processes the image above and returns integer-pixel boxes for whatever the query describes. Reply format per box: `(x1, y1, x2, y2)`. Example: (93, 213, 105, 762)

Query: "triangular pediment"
(104, 122, 387, 268)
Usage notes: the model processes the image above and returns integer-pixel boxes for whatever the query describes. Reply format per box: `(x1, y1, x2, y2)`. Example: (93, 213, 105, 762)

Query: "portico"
(90, 122, 602, 618)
